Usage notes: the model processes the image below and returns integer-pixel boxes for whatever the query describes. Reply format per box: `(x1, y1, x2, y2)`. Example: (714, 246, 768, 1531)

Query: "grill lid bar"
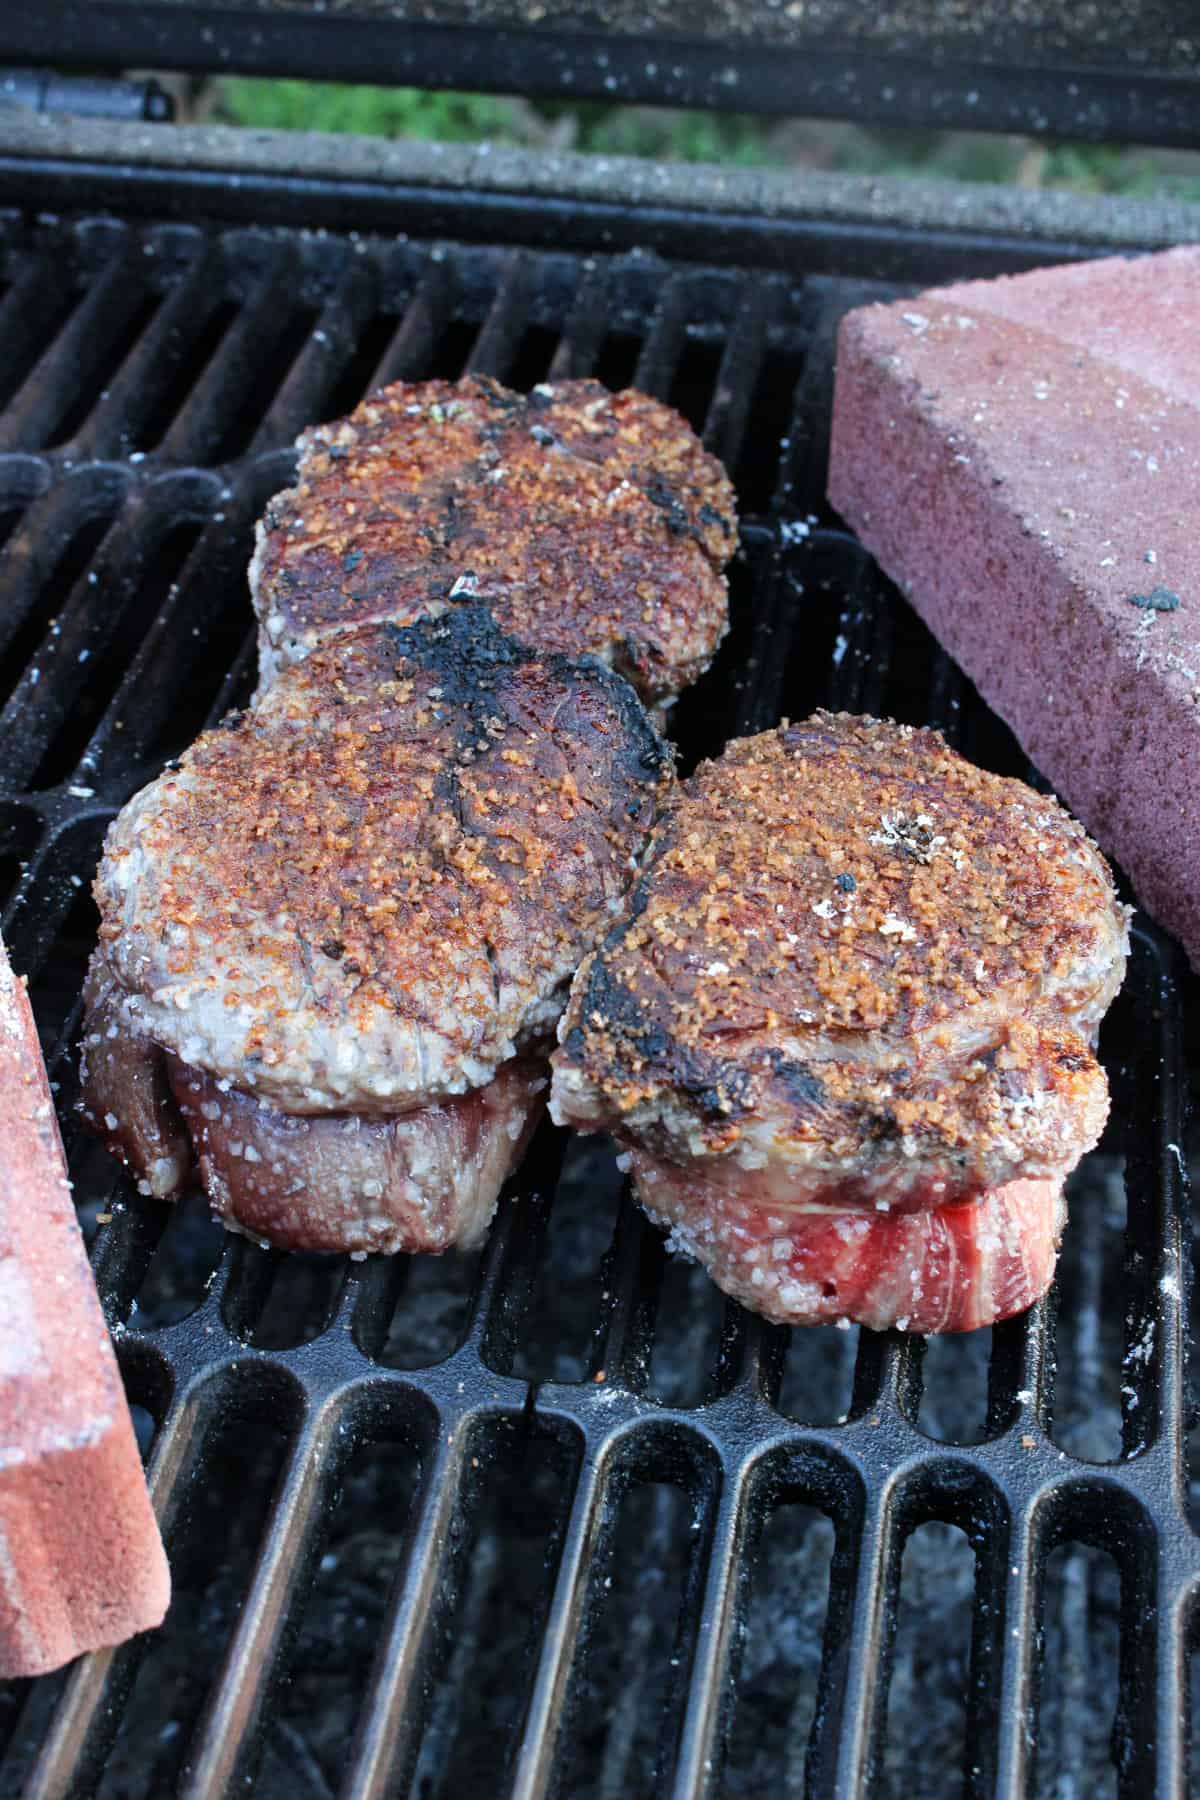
(5, 4, 1200, 145)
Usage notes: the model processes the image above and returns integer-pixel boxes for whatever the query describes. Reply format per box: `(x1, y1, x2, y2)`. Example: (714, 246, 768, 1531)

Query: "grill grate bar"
(632, 273, 689, 400)
(0, 475, 215, 790)
(0, 249, 73, 420)
(546, 261, 612, 383)
(699, 279, 771, 477)
(158, 239, 300, 465)
(0, 466, 126, 675)
(1150, 1549, 1192, 1799)
(809, 1476, 892, 1795)
(341, 1430, 468, 1800)
(989, 1499, 1040, 1798)
(464, 250, 536, 381)
(71, 229, 212, 461)
(179, 1406, 342, 1800)
(509, 1448, 610, 1800)
(250, 259, 379, 456)
(671, 1466, 754, 1800)
(0, 237, 142, 453)
(368, 254, 454, 391)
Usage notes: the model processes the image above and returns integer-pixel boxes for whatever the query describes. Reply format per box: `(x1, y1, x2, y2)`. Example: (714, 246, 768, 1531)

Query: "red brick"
(828, 249, 1200, 968)
(0, 938, 169, 1677)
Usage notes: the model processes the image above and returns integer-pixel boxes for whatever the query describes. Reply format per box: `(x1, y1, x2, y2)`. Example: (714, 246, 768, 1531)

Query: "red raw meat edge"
(630, 1152, 1062, 1334)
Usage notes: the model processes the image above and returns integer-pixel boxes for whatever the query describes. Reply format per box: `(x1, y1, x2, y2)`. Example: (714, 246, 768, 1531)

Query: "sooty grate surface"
(0, 210, 1194, 1800)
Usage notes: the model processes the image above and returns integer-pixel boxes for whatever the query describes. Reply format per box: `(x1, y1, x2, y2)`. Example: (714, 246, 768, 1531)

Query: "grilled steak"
(551, 712, 1128, 1332)
(250, 376, 737, 706)
(81, 608, 670, 1254)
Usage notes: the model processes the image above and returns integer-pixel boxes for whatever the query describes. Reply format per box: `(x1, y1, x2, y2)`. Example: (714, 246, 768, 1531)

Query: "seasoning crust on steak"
(551, 712, 1128, 1332)
(81, 608, 670, 1254)
(250, 376, 737, 705)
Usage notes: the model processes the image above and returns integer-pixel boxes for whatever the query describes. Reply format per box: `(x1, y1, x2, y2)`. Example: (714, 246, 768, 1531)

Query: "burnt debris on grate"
(0, 210, 1194, 1800)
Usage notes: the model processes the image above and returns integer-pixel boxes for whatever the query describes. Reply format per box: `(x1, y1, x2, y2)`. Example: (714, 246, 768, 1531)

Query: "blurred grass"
(210, 78, 1200, 198)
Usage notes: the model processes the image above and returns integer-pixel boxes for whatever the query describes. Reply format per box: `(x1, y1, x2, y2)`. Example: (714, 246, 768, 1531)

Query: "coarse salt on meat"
(250, 375, 737, 707)
(82, 608, 670, 1256)
(551, 712, 1126, 1333)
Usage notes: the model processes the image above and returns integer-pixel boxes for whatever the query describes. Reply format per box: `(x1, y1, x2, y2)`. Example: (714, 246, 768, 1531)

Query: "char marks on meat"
(250, 376, 737, 705)
(81, 607, 670, 1254)
(551, 712, 1128, 1332)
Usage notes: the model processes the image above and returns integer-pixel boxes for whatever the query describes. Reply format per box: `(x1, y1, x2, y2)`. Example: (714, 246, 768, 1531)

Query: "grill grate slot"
(880, 1521, 976, 1798)
(556, 1479, 706, 1798)
(724, 1500, 835, 1796)
(1034, 1541, 1123, 1800)
(0, 212, 1192, 1800)
(263, 1418, 426, 1798)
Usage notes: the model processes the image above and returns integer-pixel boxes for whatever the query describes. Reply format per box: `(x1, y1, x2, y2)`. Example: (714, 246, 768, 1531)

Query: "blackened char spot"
(535, 649, 672, 793)
(764, 1052, 826, 1109)
(1124, 585, 1180, 612)
(699, 501, 732, 535)
(576, 952, 757, 1125)
(386, 606, 530, 689)
(674, 1054, 758, 1123)
(645, 472, 690, 538)
(385, 606, 531, 757)
(440, 492, 461, 547)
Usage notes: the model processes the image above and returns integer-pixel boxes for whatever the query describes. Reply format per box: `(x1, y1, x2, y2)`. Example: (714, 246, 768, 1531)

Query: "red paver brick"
(0, 938, 169, 1676)
(828, 248, 1200, 968)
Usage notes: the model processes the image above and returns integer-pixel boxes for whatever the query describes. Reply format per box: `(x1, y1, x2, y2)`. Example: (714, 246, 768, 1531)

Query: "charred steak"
(250, 376, 737, 706)
(551, 712, 1127, 1332)
(81, 608, 670, 1255)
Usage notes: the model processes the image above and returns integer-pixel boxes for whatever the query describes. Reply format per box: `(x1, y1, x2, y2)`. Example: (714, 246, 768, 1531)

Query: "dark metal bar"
(159, 239, 299, 464)
(671, 1464, 753, 1800)
(464, 251, 535, 381)
(546, 262, 612, 383)
(808, 1475, 894, 1795)
(70, 227, 213, 458)
(0, 230, 142, 452)
(633, 274, 689, 400)
(341, 1431, 468, 1800)
(700, 280, 770, 475)
(179, 1401, 348, 1799)
(0, 248, 74, 416)
(369, 255, 455, 391)
(250, 258, 379, 454)
(7, 8, 1200, 146)
(0, 157, 1131, 288)
(509, 1446, 610, 1800)
(978, 1497, 1043, 1792)
(592, 1192, 665, 1395)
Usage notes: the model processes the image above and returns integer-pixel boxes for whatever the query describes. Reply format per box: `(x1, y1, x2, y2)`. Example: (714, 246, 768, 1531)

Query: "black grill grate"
(0, 210, 1195, 1800)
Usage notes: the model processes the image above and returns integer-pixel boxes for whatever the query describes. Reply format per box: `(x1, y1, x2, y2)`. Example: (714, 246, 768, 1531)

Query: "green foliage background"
(211, 78, 1200, 198)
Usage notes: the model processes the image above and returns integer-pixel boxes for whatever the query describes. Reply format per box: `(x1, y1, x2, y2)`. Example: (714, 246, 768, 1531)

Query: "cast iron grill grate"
(0, 211, 1195, 1800)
